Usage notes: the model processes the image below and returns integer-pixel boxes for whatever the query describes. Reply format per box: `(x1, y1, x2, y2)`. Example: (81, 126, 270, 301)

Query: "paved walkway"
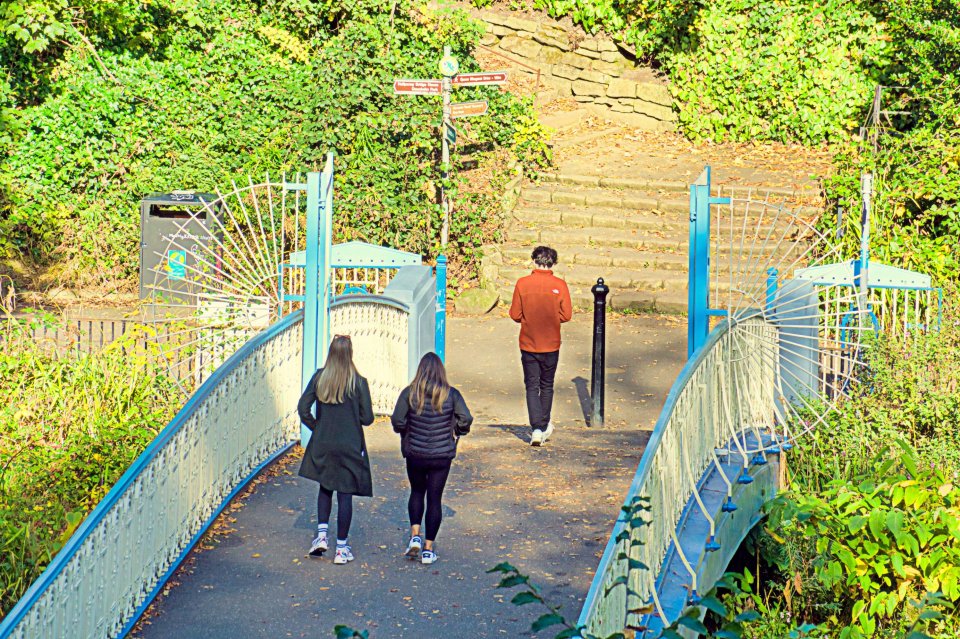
(132, 312, 686, 639)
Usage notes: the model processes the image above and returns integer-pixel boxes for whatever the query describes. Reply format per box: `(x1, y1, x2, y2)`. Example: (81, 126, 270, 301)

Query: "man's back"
(509, 269, 572, 353)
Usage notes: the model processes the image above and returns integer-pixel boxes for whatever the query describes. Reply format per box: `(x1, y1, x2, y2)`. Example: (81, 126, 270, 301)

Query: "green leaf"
(498, 575, 528, 589)
(530, 613, 565, 632)
(676, 616, 709, 633)
(868, 509, 886, 538)
(886, 510, 904, 537)
(699, 595, 728, 617)
(735, 610, 761, 622)
(604, 576, 628, 594)
(487, 562, 515, 574)
(627, 558, 648, 570)
(510, 591, 540, 606)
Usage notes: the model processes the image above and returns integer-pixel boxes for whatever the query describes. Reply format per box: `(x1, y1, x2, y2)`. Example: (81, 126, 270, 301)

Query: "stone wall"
(475, 10, 675, 131)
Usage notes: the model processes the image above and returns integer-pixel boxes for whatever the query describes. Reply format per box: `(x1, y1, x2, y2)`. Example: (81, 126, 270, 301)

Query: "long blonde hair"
(316, 335, 359, 403)
(409, 352, 450, 414)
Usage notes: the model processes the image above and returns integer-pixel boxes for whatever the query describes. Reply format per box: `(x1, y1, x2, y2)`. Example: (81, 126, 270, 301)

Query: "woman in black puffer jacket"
(391, 352, 473, 565)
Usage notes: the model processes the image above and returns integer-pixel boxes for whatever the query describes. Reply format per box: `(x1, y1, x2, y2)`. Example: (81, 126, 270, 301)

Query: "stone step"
(534, 172, 822, 200)
(496, 263, 689, 293)
(506, 224, 802, 260)
(507, 224, 682, 252)
(512, 204, 687, 233)
(500, 244, 688, 271)
(521, 184, 688, 214)
(512, 203, 794, 239)
(494, 280, 687, 314)
(534, 171, 688, 194)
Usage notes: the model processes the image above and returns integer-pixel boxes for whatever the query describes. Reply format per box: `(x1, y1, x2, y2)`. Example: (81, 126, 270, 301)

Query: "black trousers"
(317, 488, 353, 540)
(521, 349, 560, 432)
(406, 457, 453, 542)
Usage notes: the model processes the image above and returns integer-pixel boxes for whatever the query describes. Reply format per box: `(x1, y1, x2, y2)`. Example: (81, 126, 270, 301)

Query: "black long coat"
(297, 369, 375, 496)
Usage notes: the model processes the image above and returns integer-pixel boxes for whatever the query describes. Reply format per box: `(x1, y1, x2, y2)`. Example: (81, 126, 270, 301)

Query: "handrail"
(0, 311, 304, 639)
(578, 321, 731, 627)
(578, 317, 778, 635)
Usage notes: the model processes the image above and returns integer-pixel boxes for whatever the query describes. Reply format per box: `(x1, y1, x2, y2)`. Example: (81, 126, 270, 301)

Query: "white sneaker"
(542, 422, 555, 444)
(530, 429, 544, 446)
(421, 549, 438, 565)
(405, 535, 423, 558)
(309, 530, 328, 557)
(333, 545, 354, 564)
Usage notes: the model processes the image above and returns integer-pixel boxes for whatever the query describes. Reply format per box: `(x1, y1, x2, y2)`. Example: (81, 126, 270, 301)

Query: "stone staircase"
(483, 173, 694, 313)
(481, 172, 816, 314)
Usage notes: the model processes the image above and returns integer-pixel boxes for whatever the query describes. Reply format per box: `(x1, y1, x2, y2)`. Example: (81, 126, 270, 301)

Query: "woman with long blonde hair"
(391, 352, 472, 565)
(297, 335, 374, 565)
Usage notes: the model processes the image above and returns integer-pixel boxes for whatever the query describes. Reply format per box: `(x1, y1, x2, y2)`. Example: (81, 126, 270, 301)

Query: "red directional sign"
(393, 79, 443, 95)
(450, 100, 489, 119)
(452, 71, 508, 87)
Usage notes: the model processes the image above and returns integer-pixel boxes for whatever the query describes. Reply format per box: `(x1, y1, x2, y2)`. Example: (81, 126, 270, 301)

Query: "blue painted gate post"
(435, 255, 447, 362)
(688, 168, 711, 358)
(301, 153, 335, 447)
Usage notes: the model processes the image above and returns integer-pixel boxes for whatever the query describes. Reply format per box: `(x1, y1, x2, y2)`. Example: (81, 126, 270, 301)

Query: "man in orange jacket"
(509, 246, 573, 446)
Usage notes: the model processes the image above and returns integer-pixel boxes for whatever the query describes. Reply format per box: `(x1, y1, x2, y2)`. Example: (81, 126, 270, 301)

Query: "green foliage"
(488, 0, 960, 148)
(489, 562, 584, 638)
(789, 301, 960, 493)
(823, 93, 960, 285)
(668, 0, 887, 144)
(725, 306, 960, 636)
(763, 442, 960, 637)
(1, 0, 548, 287)
(0, 318, 181, 617)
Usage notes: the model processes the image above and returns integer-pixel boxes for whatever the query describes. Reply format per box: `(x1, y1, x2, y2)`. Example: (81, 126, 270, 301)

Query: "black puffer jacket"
(391, 387, 473, 460)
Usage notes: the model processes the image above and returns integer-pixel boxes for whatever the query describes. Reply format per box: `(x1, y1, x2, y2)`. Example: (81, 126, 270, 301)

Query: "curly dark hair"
(531, 246, 558, 268)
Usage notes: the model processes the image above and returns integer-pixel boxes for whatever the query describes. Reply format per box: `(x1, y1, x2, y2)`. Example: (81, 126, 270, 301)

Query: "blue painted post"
(688, 168, 711, 358)
(765, 268, 778, 314)
(301, 170, 322, 391)
(321, 153, 334, 349)
(435, 255, 447, 362)
(277, 264, 284, 320)
(859, 172, 872, 307)
(300, 153, 335, 447)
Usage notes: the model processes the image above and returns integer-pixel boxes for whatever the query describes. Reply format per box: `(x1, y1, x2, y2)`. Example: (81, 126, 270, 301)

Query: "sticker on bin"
(166, 250, 186, 279)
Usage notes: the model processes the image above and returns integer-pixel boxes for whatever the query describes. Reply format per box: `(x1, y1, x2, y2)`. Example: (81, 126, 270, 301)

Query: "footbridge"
(0, 160, 940, 639)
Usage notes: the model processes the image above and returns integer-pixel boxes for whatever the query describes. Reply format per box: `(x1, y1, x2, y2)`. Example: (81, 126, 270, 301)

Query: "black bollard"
(590, 277, 610, 427)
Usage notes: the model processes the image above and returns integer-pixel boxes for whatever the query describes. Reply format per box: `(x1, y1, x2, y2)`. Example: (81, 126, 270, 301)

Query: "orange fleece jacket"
(509, 269, 573, 353)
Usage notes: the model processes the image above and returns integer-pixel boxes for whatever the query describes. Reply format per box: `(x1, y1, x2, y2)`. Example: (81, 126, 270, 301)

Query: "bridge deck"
(129, 313, 685, 638)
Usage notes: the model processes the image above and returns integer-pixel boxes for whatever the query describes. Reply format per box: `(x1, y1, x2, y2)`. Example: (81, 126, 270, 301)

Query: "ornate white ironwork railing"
(579, 317, 778, 637)
(0, 312, 304, 639)
(329, 298, 410, 414)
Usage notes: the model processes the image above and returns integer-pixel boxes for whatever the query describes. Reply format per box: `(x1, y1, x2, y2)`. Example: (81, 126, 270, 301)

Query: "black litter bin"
(139, 191, 221, 306)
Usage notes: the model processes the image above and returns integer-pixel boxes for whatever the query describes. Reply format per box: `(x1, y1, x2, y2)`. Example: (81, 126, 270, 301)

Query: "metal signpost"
(392, 45, 506, 247)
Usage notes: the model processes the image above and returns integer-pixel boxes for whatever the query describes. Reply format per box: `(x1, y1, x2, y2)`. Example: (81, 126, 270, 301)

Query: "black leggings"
(406, 457, 452, 542)
(317, 488, 353, 540)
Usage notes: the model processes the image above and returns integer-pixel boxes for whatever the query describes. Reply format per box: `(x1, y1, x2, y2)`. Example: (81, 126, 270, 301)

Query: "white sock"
(317, 523, 328, 533)
(337, 539, 348, 548)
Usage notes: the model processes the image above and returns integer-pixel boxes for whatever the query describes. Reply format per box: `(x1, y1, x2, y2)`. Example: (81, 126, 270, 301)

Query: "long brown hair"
(409, 352, 450, 414)
(316, 335, 359, 403)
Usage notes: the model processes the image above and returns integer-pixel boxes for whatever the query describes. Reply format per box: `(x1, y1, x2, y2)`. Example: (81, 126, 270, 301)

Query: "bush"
(0, 320, 182, 618)
(721, 300, 960, 636)
(667, 0, 887, 144)
(0, 0, 548, 288)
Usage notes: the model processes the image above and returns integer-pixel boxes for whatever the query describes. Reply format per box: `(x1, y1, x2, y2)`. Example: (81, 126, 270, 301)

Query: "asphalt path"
(131, 312, 685, 639)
